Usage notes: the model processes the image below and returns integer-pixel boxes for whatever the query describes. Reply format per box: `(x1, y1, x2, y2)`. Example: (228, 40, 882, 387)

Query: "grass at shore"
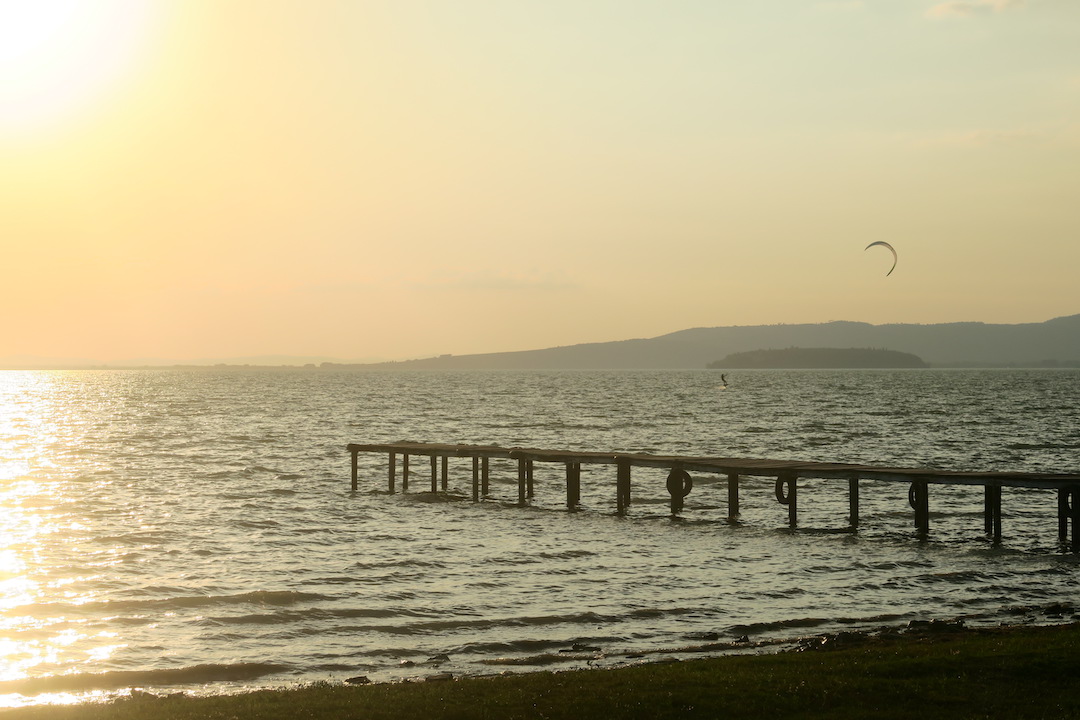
(5, 623, 1080, 720)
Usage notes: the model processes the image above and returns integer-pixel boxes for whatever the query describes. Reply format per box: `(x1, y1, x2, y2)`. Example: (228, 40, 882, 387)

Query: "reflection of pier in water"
(347, 442, 1080, 551)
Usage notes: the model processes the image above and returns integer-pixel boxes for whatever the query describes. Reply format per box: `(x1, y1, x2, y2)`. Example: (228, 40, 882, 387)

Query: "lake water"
(1, 368, 1078, 706)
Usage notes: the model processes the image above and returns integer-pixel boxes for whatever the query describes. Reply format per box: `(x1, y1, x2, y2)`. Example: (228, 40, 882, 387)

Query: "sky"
(2, 0, 1079, 364)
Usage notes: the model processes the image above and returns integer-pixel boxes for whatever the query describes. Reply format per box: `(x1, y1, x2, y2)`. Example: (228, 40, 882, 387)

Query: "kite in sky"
(864, 241, 897, 276)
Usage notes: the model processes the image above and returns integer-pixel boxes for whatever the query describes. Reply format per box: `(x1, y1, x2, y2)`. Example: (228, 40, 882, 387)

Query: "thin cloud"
(416, 269, 578, 294)
(815, 1, 865, 11)
(926, 0, 1026, 19)
(908, 127, 1036, 148)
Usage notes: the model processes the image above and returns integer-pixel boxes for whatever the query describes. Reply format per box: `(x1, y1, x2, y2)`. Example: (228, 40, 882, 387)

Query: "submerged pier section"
(347, 442, 1080, 551)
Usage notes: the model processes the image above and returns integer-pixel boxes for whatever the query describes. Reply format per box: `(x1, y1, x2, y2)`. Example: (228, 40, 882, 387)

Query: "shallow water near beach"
(1, 368, 1078, 706)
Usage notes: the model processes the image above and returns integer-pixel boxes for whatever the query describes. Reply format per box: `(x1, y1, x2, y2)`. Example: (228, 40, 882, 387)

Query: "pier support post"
(848, 476, 859, 528)
(984, 484, 1002, 542)
(775, 473, 797, 527)
(430, 455, 438, 493)
(388, 453, 396, 494)
(727, 473, 739, 519)
(442, 456, 448, 492)
(1073, 488, 1080, 553)
(566, 462, 581, 509)
(1058, 490, 1067, 539)
(517, 458, 527, 506)
(1058, 488, 1069, 543)
(616, 460, 631, 514)
(1059, 487, 1080, 552)
(402, 454, 409, 492)
(526, 460, 535, 499)
(351, 449, 358, 492)
(472, 456, 480, 502)
(481, 457, 490, 496)
(909, 480, 929, 534)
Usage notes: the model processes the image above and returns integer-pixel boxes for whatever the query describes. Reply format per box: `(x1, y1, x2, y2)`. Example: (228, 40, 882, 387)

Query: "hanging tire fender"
(666, 468, 693, 498)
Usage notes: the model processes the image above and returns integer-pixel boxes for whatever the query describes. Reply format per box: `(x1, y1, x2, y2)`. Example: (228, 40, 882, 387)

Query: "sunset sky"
(3, 0, 1078, 364)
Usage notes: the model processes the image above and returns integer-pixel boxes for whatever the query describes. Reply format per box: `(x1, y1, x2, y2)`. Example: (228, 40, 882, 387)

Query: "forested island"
(707, 347, 928, 369)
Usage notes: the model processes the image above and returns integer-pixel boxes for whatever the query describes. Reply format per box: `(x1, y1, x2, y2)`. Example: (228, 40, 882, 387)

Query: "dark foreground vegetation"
(5, 623, 1080, 720)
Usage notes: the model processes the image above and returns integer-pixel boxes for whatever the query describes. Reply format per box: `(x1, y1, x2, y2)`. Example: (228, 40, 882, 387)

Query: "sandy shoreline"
(3, 620, 1077, 719)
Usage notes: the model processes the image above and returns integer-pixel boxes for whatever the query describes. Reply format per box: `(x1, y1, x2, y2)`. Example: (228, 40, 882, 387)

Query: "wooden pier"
(346, 442, 1080, 551)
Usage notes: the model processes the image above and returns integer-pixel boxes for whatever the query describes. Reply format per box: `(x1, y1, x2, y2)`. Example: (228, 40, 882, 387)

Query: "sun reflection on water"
(0, 372, 124, 704)
(0, 372, 36, 483)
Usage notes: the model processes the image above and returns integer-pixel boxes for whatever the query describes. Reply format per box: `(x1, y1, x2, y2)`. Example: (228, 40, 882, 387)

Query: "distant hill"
(708, 348, 928, 369)
(325, 314, 1080, 370)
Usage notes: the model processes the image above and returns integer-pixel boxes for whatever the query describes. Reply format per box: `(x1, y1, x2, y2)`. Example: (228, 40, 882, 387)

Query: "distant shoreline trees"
(707, 347, 929, 369)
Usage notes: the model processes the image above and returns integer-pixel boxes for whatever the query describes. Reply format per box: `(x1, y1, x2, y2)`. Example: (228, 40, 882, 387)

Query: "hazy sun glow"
(1, 2, 1079, 363)
(0, 0, 158, 135)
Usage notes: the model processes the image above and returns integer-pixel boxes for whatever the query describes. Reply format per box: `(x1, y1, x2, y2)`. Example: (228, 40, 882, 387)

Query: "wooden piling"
(848, 476, 859, 527)
(1059, 488, 1070, 543)
(442, 455, 448, 492)
(526, 460, 535, 499)
(567, 462, 581, 509)
(430, 455, 438, 493)
(481, 457, 490, 496)
(388, 453, 396, 494)
(1073, 487, 1080, 553)
(1061, 487, 1080, 552)
(616, 460, 631, 514)
(517, 458, 527, 506)
(910, 480, 929, 534)
(351, 449, 358, 492)
(984, 484, 1002, 542)
(402, 454, 409, 492)
(472, 456, 480, 501)
(727, 473, 739, 519)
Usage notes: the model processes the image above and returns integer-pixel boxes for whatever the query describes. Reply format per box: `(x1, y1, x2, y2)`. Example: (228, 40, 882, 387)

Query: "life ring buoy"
(908, 483, 917, 510)
(1059, 488, 1074, 515)
(776, 476, 794, 505)
(666, 468, 693, 498)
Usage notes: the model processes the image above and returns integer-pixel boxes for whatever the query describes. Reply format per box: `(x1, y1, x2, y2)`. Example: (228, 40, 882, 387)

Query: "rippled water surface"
(1, 368, 1078, 705)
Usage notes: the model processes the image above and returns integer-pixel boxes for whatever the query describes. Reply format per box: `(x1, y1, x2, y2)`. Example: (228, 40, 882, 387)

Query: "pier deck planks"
(347, 441, 1080, 549)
